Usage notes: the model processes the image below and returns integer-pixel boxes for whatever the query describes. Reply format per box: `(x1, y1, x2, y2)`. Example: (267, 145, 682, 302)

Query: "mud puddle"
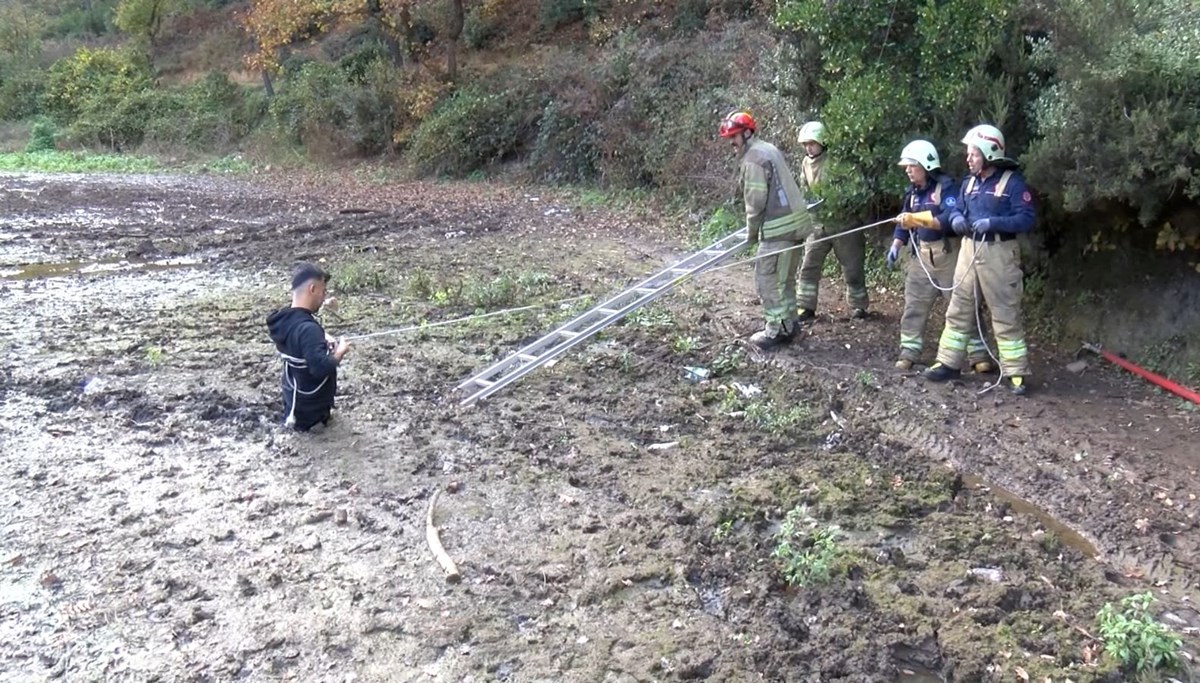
(0, 255, 203, 280)
(961, 474, 1101, 559)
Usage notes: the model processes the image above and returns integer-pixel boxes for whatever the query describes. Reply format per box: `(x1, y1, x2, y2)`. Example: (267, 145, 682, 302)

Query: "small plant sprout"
(1096, 592, 1182, 674)
(671, 335, 700, 354)
(772, 505, 839, 588)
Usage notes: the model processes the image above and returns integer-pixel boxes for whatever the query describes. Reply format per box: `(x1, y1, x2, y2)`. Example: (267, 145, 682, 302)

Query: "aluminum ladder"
(455, 229, 744, 405)
(457, 201, 820, 405)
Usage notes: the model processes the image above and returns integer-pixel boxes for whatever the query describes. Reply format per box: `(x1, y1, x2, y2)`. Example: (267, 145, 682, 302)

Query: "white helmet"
(898, 140, 940, 171)
(798, 121, 826, 146)
(962, 124, 1006, 162)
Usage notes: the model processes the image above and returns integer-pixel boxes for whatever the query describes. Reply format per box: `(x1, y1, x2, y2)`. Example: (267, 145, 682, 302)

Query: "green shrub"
(463, 4, 501, 49)
(25, 118, 56, 153)
(538, 0, 604, 31)
(530, 99, 599, 184)
(772, 0, 1022, 224)
(407, 83, 544, 176)
(71, 87, 180, 150)
(1023, 0, 1200, 228)
(141, 73, 264, 151)
(43, 0, 119, 38)
(0, 68, 46, 121)
(269, 60, 397, 156)
(1096, 592, 1182, 674)
(42, 47, 152, 125)
(772, 505, 839, 588)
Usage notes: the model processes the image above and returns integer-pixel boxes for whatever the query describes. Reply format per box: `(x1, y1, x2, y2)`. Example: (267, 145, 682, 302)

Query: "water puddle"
(0, 256, 202, 281)
(962, 474, 1100, 559)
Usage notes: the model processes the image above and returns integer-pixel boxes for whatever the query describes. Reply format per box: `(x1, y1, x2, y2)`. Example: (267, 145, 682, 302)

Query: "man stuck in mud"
(267, 262, 352, 431)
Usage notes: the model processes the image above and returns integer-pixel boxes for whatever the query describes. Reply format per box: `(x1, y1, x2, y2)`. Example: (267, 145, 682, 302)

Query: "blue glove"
(951, 214, 968, 235)
(972, 218, 992, 233)
(886, 244, 900, 269)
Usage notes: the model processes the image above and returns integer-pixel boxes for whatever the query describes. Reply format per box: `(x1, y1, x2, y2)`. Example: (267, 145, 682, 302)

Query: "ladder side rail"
(456, 230, 746, 390)
(460, 280, 682, 404)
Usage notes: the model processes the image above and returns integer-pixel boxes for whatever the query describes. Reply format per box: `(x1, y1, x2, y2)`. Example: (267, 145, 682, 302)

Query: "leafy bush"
(71, 87, 179, 150)
(463, 3, 502, 49)
(0, 68, 46, 121)
(43, 0, 119, 38)
(269, 59, 397, 156)
(1096, 592, 1182, 674)
(407, 83, 545, 176)
(538, 0, 604, 31)
(42, 47, 152, 124)
(26, 118, 56, 153)
(145, 72, 266, 151)
(530, 99, 599, 184)
(773, 0, 1021, 223)
(1023, 0, 1200, 228)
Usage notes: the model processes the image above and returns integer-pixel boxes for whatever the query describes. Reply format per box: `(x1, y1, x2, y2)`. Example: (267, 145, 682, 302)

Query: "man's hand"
(971, 218, 992, 233)
(333, 338, 352, 361)
(951, 214, 969, 235)
(898, 211, 937, 230)
(886, 241, 902, 269)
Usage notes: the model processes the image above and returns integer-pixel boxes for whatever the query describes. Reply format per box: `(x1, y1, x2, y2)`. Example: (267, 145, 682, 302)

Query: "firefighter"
(888, 140, 991, 372)
(924, 124, 1035, 395)
(719, 110, 814, 348)
(795, 121, 869, 321)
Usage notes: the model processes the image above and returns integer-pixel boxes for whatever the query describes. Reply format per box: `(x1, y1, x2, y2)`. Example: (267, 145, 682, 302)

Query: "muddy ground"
(2, 169, 1199, 682)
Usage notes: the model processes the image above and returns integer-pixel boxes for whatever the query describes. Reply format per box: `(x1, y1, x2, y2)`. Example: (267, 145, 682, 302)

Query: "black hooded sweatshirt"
(266, 307, 339, 430)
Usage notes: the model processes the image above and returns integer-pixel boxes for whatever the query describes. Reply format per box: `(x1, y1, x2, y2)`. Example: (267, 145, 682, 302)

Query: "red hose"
(1093, 347, 1200, 405)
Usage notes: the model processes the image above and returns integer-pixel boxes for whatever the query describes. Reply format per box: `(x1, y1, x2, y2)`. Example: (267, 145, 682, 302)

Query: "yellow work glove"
(897, 210, 938, 230)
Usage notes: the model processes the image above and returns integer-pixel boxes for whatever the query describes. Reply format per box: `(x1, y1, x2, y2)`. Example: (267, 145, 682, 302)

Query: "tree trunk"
(446, 0, 464, 81)
(261, 68, 275, 98)
(397, 2, 415, 66)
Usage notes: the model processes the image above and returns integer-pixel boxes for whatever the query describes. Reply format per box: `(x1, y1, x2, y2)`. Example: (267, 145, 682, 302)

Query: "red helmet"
(719, 111, 756, 138)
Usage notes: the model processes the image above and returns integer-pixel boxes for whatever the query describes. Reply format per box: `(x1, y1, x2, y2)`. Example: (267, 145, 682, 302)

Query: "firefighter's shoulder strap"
(964, 170, 1013, 197)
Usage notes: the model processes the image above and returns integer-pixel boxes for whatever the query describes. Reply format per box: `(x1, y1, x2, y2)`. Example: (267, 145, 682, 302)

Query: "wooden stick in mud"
(425, 489, 461, 584)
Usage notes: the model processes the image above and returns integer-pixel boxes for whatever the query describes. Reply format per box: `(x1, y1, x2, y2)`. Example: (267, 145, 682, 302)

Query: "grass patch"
(331, 256, 399, 294)
(0, 150, 158, 173)
(188, 154, 253, 175)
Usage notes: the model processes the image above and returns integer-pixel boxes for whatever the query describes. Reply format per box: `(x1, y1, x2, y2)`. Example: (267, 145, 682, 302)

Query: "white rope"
(331, 218, 892, 344)
(338, 295, 593, 342)
(701, 217, 898, 277)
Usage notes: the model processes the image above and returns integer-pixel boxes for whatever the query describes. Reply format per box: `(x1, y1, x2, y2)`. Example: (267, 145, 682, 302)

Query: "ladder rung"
(559, 330, 580, 338)
(517, 353, 537, 362)
(635, 288, 656, 295)
(670, 268, 690, 275)
(473, 378, 495, 387)
(597, 308, 619, 316)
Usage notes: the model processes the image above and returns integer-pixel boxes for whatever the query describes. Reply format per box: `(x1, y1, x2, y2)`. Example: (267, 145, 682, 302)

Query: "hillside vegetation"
(2, 1, 1200, 349)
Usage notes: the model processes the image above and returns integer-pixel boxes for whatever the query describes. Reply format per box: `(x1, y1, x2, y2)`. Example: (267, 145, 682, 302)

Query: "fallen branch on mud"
(426, 489, 461, 584)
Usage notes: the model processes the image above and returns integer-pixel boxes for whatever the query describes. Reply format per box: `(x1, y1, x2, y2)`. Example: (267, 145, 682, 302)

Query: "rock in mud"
(303, 510, 334, 525)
